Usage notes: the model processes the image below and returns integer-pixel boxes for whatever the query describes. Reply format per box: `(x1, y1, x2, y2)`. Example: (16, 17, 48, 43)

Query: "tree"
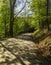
(30, 0, 50, 30)
(0, 0, 31, 37)
(9, 0, 16, 37)
(0, 0, 10, 37)
(46, 0, 50, 30)
(9, 0, 31, 37)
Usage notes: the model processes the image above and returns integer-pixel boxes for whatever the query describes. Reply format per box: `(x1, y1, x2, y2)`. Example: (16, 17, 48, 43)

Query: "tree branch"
(15, 0, 27, 17)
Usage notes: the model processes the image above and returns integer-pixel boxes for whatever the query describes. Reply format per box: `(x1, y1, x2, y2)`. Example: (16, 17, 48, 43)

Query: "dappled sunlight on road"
(0, 33, 51, 65)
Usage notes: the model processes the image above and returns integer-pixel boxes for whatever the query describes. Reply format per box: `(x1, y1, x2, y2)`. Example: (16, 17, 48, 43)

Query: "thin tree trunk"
(46, 0, 50, 30)
(5, 20, 7, 37)
(9, 3, 14, 37)
(9, 0, 16, 37)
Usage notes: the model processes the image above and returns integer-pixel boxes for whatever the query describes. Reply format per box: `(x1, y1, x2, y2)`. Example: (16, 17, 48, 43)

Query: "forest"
(0, 0, 51, 65)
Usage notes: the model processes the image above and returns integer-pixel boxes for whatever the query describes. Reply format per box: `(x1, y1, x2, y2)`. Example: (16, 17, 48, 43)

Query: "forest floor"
(0, 31, 51, 65)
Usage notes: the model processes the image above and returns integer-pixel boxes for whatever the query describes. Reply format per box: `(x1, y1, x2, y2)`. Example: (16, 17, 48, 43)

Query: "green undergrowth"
(32, 29, 43, 38)
(32, 29, 45, 42)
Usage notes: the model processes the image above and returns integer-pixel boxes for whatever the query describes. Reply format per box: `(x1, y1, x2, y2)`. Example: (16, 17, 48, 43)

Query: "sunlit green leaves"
(0, 0, 10, 37)
(30, 0, 49, 30)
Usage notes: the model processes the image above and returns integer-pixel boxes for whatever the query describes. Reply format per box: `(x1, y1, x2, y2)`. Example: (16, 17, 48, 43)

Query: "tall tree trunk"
(46, 0, 50, 30)
(5, 20, 7, 37)
(9, 0, 16, 37)
(9, 2, 14, 37)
